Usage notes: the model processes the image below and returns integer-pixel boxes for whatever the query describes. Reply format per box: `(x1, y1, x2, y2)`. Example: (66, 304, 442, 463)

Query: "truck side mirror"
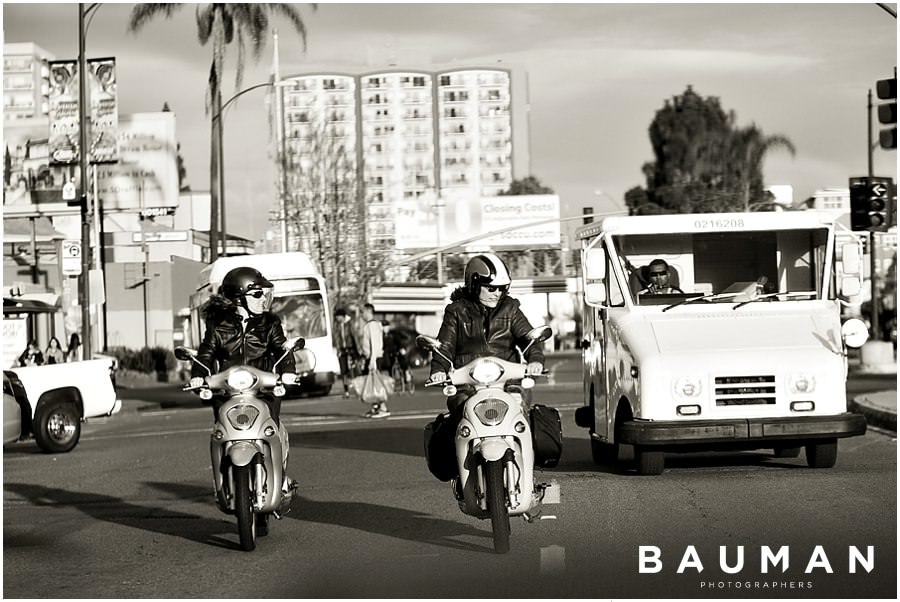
(839, 242, 863, 298)
(583, 246, 608, 306)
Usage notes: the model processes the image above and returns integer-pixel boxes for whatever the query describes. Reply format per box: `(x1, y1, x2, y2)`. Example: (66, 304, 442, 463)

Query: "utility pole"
(77, 4, 92, 360)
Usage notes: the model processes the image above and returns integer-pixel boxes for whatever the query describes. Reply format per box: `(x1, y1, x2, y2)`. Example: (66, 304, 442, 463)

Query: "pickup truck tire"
(805, 439, 837, 468)
(34, 400, 81, 453)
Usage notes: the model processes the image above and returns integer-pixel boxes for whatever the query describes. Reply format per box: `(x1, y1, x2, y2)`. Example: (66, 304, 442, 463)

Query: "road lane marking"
(540, 544, 566, 575)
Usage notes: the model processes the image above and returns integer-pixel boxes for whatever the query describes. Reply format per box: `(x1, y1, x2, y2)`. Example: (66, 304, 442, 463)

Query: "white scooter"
(175, 338, 315, 552)
(418, 326, 560, 554)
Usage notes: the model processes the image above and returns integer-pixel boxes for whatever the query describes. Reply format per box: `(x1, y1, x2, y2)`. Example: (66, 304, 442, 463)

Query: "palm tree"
(730, 124, 795, 211)
(127, 3, 312, 261)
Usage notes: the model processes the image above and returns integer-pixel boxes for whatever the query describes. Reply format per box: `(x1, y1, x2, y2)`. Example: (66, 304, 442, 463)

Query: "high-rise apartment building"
(276, 63, 530, 255)
(3, 43, 54, 123)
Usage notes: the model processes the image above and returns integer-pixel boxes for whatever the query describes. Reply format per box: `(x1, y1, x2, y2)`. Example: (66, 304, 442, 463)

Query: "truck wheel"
(591, 438, 620, 466)
(634, 446, 665, 475)
(773, 446, 801, 458)
(805, 439, 837, 468)
(34, 401, 81, 453)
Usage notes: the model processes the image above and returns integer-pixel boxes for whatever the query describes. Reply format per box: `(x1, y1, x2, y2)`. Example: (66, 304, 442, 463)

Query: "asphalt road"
(4, 355, 897, 598)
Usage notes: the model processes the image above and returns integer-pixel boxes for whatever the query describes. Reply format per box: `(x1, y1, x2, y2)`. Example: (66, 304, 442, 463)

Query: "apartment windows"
(413, 76, 426, 87)
(440, 75, 451, 86)
(323, 78, 336, 90)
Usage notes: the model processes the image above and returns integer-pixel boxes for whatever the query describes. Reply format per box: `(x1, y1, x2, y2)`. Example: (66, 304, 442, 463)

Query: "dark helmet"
(219, 267, 273, 304)
(465, 253, 511, 296)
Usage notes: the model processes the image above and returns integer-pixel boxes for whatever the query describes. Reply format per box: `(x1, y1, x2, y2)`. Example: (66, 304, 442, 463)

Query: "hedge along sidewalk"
(116, 368, 189, 389)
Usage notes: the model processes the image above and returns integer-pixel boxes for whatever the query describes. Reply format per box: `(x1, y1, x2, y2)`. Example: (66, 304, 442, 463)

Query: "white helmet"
(465, 253, 511, 295)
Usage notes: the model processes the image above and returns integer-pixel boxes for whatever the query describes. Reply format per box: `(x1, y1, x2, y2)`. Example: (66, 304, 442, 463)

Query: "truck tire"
(34, 400, 81, 453)
(805, 439, 837, 468)
(634, 446, 665, 475)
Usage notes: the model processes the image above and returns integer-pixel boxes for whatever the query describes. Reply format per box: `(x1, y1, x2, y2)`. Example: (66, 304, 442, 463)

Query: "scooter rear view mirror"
(174, 346, 195, 362)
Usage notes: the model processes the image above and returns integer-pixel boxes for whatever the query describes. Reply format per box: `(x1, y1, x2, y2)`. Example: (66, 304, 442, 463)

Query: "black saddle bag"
(424, 412, 458, 481)
(530, 404, 562, 468)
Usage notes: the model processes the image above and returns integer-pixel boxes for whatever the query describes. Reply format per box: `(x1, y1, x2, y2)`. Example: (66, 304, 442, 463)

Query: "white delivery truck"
(190, 252, 339, 396)
(573, 211, 869, 475)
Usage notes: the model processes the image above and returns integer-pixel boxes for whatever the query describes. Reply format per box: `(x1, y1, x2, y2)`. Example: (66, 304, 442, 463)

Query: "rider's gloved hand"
(426, 371, 447, 386)
(189, 376, 205, 389)
(525, 362, 544, 376)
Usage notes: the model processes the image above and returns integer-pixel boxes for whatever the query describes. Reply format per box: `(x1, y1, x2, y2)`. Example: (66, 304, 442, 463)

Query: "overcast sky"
(3, 2, 898, 242)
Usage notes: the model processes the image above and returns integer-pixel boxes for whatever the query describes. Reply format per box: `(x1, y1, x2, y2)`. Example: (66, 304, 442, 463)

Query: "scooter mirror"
(285, 336, 306, 351)
(174, 346, 196, 361)
(527, 326, 553, 344)
(416, 334, 441, 351)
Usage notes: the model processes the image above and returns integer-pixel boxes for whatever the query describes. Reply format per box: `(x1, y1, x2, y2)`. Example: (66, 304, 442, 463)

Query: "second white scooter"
(418, 326, 560, 554)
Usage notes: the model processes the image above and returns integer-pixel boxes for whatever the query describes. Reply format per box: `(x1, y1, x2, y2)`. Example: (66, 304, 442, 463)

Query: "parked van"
(573, 211, 868, 474)
(190, 252, 338, 396)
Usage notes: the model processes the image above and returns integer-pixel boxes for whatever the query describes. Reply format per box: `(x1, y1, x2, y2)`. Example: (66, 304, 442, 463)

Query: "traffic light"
(849, 176, 895, 232)
(876, 75, 896, 150)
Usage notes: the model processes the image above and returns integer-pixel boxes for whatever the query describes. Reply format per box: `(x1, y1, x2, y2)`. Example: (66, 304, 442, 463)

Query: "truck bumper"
(618, 413, 867, 447)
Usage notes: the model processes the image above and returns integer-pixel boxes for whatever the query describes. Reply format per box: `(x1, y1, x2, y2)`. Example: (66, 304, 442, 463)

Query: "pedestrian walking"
(333, 307, 361, 398)
(359, 303, 390, 418)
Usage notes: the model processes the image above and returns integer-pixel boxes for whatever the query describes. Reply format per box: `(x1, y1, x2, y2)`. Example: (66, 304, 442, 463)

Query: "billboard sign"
(94, 112, 178, 211)
(393, 193, 560, 249)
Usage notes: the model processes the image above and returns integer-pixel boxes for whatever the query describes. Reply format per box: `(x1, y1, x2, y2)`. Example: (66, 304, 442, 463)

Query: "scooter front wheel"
(233, 464, 257, 551)
(484, 460, 510, 554)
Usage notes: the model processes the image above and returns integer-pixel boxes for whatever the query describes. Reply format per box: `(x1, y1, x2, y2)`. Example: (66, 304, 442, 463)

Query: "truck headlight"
(673, 376, 702, 398)
(787, 374, 816, 394)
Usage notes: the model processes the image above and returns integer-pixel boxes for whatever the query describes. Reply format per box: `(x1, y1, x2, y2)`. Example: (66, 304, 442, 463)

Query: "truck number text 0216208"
(693, 218, 745, 229)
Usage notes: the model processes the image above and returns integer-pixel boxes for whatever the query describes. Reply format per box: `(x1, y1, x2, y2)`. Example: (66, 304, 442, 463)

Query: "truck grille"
(714, 375, 776, 406)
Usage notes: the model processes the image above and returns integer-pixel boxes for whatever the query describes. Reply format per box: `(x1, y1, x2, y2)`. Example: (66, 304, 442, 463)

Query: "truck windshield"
(611, 228, 829, 306)
(270, 293, 327, 339)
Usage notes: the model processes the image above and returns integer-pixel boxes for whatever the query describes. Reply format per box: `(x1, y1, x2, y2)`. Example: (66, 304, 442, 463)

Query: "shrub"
(108, 346, 177, 374)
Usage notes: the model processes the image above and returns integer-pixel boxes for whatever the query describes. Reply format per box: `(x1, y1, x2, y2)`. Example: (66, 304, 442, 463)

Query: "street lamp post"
(77, 3, 92, 360)
(211, 79, 291, 259)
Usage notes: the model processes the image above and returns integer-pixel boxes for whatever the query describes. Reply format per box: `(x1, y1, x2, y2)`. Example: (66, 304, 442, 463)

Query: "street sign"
(62, 180, 76, 201)
(61, 239, 82, 276)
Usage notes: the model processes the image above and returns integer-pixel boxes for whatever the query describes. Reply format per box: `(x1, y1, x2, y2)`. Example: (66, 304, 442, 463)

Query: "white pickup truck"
(4, 357, 122, 453)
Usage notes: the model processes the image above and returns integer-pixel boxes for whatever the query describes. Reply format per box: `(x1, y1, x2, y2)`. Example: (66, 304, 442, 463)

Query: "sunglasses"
(648, 272, 668, 278)
(245, 289, 267, 299)
(484, 285, 509, 293)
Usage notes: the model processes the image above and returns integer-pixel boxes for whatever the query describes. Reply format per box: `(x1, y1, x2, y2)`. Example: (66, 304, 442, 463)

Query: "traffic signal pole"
(867, 89, 881, 340)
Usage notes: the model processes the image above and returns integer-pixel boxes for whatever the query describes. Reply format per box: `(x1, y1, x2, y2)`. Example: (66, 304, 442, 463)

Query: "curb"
(850, 395, 897, 434)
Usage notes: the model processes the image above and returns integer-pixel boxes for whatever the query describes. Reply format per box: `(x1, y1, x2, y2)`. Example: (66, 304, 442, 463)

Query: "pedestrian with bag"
(359, 303, 390, 418)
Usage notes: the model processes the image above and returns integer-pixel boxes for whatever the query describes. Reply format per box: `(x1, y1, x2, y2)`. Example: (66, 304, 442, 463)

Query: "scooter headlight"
(473, 398, 509, 426)
(227, 369, 257, 392)
(470, 359, 504, 385)
(226, 404, 260, 430)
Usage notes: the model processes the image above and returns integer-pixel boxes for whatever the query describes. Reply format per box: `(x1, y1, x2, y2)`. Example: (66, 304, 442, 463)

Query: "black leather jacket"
(429, 287, 544, 376)
(191, 295, 296, 377)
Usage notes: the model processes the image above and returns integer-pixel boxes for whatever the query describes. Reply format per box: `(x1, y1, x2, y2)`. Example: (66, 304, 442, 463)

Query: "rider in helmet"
(190, 266, 296, 421)
(426, 253, 544, 417)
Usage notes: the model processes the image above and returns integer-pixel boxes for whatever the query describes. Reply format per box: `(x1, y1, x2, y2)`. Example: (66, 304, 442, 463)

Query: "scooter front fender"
(228, 441, 261, 467)
(474, 437, 512, 462)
